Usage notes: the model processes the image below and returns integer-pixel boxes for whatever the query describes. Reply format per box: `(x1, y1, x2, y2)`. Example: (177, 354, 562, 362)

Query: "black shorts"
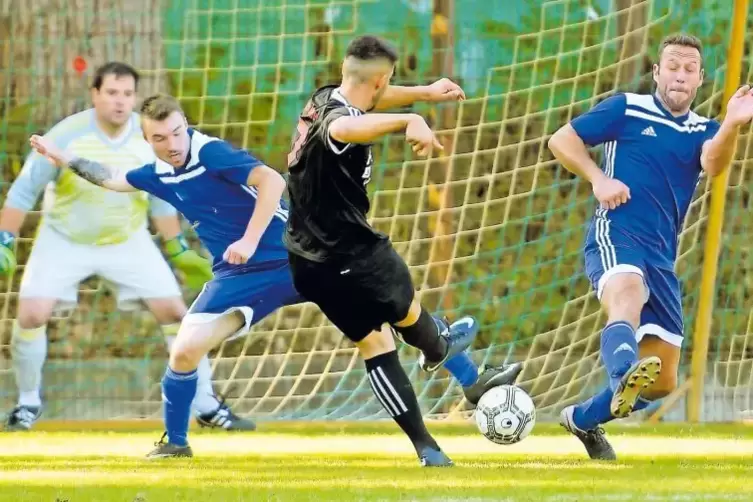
(288, 242, 415, 342)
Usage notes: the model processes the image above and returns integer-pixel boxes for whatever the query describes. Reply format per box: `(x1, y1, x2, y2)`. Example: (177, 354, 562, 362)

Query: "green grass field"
(2, 422, 753, 501)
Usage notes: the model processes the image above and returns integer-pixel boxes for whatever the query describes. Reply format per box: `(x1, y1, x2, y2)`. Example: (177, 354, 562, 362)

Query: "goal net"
(0, 0, 749, 423)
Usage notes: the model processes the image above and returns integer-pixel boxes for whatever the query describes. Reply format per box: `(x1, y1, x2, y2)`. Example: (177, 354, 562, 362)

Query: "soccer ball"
(474, 385, 535, 445)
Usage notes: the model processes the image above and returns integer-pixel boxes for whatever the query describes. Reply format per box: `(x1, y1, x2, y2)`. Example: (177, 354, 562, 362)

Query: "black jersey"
(284, 85, 386, 262)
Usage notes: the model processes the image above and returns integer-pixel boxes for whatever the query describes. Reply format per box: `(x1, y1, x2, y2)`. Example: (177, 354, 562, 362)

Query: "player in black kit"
(285, 35, 522, 467)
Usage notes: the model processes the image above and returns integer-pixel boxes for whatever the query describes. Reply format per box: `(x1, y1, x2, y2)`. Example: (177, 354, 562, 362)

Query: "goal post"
(686, 0, 749, 423)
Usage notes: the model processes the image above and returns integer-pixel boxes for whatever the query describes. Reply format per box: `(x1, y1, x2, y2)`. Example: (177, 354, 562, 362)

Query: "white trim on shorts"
(636, 323, 683, 348)
(596, 264, 650, 303)
(183, 306, 255, 342)
(592, 141, 651, 303)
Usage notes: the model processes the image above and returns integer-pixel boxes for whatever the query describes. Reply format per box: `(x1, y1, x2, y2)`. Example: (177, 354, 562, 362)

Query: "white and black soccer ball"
(474, 385, 535, 445)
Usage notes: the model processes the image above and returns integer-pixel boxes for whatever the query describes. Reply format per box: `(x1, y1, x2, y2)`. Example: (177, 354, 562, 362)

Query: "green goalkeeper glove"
(164, 234, 213, 290)
(0, 231, 17, 276)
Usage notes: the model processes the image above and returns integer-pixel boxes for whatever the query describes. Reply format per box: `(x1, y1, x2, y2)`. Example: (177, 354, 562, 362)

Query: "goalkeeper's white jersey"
(12, 109, 168, 245)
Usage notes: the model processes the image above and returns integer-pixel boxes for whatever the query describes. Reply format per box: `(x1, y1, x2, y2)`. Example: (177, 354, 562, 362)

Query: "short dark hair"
(345, 35, 398, 64)
(140, 93, 183, 121)
(92, 62, 140, 90)
(658, 33, 704, 66)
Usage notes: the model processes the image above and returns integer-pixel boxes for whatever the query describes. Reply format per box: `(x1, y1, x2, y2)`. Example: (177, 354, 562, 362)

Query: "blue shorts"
(186, 260, 304, 340)
(584, 226, 684, 347)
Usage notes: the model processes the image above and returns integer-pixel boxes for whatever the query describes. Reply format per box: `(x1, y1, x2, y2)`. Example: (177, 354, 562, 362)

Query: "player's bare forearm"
(372, 79, 465, 110)
(548, 124, 606, 184)
(68, 157, 114, 186)
(371, 86, 428, 111)
(66, 157, 136, 192)
(152, 215, 183, 241)
(0, 207, 27, 236)
(29, 134, 133, 192)
(243, 165, 287, 246)
(701, 120, 740, 177)
(329, 113, 417, 144)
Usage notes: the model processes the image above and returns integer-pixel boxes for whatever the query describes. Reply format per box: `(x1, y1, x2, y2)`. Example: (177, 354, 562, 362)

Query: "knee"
(150, 299, 187, 325)
(16, 308, 50, 331)
(356, 326, 397, 360)
(394, 297, 420, 327)
(168, 329, 208, 372)
(602, 275, 646, 324)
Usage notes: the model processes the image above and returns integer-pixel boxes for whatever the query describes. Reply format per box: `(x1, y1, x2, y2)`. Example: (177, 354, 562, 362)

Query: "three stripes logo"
(641, 126, 657, 137)
(367, 366, 408, 417)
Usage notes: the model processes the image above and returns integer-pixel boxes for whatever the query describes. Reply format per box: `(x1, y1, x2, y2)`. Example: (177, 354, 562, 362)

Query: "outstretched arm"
(28, 135, 136, 192)
(701, 85, 753, 177)
(329, 113, 443, 158)
(370, 78, 466, 111)
(329, 113, 419, 144)
(701, 121, 739, 177)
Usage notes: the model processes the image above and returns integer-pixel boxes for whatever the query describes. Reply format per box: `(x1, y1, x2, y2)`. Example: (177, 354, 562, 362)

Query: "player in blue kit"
(30, 91, 520, 462)
(548, 33, 753, 460)
(30, 94, 298, 457)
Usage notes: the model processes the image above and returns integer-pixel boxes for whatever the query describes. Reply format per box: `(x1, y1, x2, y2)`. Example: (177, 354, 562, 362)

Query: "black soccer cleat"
(463, 362, 524, 406)
(5, 405, 42, 431)
(146, 432, 193, 459)
(417, 446, 454, 467)
(419, 316, 479, 372)
(560, 405, 616, 461)
(196, 399, 257, 431)
(611, 356, 662, 418)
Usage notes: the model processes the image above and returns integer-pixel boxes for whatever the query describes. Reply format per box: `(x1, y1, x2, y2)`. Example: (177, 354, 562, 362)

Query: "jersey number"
(362, 150, 373, 185)
(288, 101, 316, 166)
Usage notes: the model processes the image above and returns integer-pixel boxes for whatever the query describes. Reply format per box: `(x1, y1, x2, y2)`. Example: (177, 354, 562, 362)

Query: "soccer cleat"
(5, 405, 42, 431)
(610, 356, 662, 418)
(196, 398, 256, 431)
(462, 362, 524, 406)
(560, 405, 616, 461)
(419, 316, 479, 372)
(146, 432, 193, 458)
(417, 446, 454, 467)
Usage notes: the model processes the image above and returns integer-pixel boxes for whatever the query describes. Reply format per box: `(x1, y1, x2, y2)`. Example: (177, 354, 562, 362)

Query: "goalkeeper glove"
(0, 231, 17, 276)
(164, 234, 213, 290)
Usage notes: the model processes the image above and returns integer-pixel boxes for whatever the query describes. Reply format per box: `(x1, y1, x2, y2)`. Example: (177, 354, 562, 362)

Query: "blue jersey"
(126, 128, 289, 272)
(571, 93, 720, 267)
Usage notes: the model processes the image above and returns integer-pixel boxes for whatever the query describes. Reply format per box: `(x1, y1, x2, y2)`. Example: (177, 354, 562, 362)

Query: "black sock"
(393, 308, 447, 362)
(365, 350, 439, 452)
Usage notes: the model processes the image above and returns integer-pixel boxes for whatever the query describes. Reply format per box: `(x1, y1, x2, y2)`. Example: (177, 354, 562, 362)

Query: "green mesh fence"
(0, 0, 749, 422)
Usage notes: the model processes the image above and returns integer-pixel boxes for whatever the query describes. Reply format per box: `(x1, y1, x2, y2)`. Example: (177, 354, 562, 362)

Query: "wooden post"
(427, 0, 456, 312)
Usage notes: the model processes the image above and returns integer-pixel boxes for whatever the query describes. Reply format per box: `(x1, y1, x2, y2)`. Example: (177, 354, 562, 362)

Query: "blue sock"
(443, 352, 479, 387)
(162, 366, 198, 447)
(430, 315, 479, 387)
(573, 385, 614, 431)
(573, 389, 654, 431)
(633, 397, 651, 413)
(600, 321, 638, 386)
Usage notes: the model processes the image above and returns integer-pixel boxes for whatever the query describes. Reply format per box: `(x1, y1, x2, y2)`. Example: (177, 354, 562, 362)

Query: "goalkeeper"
(1, 62, 253, 432)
